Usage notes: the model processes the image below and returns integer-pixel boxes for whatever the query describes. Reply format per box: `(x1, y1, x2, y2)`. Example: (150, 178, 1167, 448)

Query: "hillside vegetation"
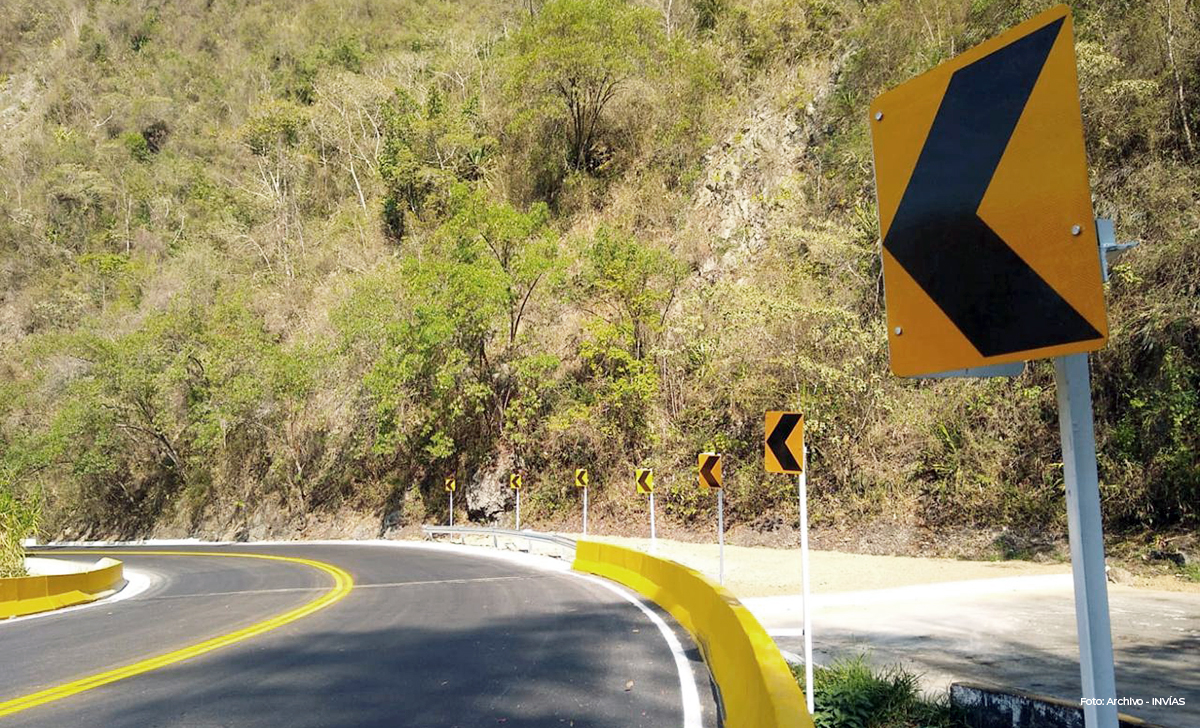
(1, 0, 1197, 563)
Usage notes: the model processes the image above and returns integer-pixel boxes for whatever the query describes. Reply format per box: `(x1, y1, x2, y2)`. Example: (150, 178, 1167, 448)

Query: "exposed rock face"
(691, 52, 852, 270)
(467, 453, 516, 524)
(694, 107, 806, 254)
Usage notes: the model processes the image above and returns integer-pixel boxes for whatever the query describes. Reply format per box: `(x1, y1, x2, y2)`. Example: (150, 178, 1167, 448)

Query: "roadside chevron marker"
(444, 477, 456, 493)
(870, 4, 1106, 377)
(764, 412, 804, 474)
(635, 468, 653, 494)
(575, 468, 589, 487)
(698, 453, 722, 491)
(509, 472, 522, 490)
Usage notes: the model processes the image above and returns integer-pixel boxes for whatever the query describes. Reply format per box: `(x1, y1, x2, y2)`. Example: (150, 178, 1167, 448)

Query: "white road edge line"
(570, 571, 705, 728)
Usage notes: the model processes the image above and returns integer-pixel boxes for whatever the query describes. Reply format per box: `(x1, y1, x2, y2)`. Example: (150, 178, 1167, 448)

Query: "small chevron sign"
(698, 453, 722, 491)
(635, 468, 653, 494)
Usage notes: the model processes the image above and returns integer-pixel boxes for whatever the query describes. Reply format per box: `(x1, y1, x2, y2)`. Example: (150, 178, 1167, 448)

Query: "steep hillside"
(1, 0, 1196, 565)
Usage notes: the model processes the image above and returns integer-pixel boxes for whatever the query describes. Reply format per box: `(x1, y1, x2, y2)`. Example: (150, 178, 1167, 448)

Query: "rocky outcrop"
(467, 452, 518, 524)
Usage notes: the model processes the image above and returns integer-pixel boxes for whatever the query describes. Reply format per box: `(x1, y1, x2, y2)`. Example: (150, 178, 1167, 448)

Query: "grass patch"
(792, 655, 965, 728)
(1, 490, 39, 578)
(1183, 564, 1200, 583)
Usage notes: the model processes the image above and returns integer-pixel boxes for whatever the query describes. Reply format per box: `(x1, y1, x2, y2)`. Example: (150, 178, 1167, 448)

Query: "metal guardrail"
(421, 525, 576, 558)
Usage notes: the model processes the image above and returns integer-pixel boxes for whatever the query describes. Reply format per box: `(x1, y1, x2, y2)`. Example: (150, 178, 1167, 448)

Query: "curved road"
(1, 543, 717, 727)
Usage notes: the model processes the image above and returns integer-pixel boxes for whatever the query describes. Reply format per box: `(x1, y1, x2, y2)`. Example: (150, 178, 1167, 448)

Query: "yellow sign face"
(509, 472, 523, 490)
(575, 468, 589, 487)
(444, 477, 456, 493)
(765, 412, 804, 474)
(869, 4, 1107, 378)
(698, 453, 722, 491)
(635, 468, 653, 494)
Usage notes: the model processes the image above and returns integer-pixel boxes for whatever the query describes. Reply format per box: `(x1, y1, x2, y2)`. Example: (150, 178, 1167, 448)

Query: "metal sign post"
(575, 469, 590, 535)
(649, 492, 656, 547)
(449, 491, 454, 527)
(798, 445, 814, 716)
(717, 489, 725, 585)
(636, 468, 656, 549)
(516, 489, 521, 531)
(1055, 353, 1119, 728)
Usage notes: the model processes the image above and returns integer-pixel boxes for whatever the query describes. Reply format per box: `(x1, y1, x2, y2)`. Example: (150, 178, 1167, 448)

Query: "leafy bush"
(0, 489, 39, 578)
(794, 656, 965, 728)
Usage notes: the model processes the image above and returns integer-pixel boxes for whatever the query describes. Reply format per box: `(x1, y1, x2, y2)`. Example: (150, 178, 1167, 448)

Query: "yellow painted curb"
(0, 550, 353, 719)
(574, 540, 813, 728)
(0, 557, 124, 619)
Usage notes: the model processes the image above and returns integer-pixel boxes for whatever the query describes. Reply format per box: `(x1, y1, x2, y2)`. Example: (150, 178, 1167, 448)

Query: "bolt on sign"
(698, 453, 722, 491)
(575, 468, 589, 487)
(509, 472, 523, 490)
(765, 412, 804, 474)
(635, 468, 654, 494)
(869, 4, 1107, 378)
(444, 477, 456, 493)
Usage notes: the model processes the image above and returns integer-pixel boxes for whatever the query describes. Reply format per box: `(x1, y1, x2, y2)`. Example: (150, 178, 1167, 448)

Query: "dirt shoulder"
(562, 533, 1073, 597)
(560, 532, 1200, 597)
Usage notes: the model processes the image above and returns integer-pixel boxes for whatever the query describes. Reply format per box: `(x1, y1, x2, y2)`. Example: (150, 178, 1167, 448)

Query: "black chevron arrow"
(883, 16, 1099, 357)
(767, 414, 802, 472)
(700, 456, 720, 488)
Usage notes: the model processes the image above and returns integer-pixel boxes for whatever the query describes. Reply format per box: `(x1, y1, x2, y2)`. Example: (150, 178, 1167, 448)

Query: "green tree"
(575, 226, 686, 359)
(378, 89, 495, 239)
(506, 0, 663, 171)
(336, 257, 502, 464)
(436, 185, 561, 346)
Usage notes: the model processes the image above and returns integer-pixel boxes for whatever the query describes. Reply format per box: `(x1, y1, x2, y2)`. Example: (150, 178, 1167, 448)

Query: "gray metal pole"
(799, 449, 814, 716)
(650, 492, 656, 547)
(583, 487, 588, 536)
(516, 489, 521, 531)
(449, 491, 453, 527)
(718, 489, 725, 585)
(1054, 353, 1119, 728)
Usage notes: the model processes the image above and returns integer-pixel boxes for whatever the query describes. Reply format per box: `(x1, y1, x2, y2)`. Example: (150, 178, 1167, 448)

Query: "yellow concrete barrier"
(0, 558, 124, 619)
(573, 540, 813, 728)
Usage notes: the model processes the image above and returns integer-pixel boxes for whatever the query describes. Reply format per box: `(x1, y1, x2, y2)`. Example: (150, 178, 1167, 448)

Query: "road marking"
(143, 573, 551, 601)
(571, 572, 705, 728)
(0, 550, 353, 718)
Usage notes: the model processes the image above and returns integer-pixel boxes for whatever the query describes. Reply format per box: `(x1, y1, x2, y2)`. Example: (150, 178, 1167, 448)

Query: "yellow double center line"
(0, 550, 354, 718)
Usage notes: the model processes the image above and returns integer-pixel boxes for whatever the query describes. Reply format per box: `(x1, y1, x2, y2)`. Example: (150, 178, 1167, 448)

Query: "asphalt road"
(1, 543, 716, 727)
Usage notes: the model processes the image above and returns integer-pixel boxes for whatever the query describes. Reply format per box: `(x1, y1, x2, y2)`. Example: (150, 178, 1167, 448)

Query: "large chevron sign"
(870, 4, 1107, 378)
(764, 411, 804, 475)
